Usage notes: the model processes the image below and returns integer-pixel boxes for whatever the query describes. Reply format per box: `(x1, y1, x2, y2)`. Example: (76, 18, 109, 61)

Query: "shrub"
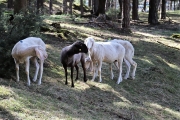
(0, 6, 44, 78)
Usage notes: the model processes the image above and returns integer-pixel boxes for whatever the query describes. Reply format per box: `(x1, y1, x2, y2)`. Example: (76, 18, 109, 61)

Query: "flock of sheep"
(11, 37, 137, 87)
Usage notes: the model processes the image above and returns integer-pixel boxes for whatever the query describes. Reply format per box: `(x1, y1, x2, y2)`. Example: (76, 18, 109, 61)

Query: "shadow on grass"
(1, 35, 180, 119)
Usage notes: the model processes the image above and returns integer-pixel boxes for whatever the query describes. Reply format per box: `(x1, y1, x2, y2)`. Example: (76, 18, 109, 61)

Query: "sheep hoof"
(32, 78, 37, 82)
(27, 83, 31, 86)
(38, 82, 41, 85)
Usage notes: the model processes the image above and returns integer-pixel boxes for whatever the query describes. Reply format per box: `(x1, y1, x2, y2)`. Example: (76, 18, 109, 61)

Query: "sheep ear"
(86, 38, 94, 49)
(35, 47, 46, 61)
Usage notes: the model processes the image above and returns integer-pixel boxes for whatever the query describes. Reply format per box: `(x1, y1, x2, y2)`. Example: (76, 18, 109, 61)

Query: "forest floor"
(1, 0, 180, 120)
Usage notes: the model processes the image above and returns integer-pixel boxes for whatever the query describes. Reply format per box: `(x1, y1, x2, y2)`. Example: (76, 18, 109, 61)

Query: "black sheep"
(60, 41, 88, 87)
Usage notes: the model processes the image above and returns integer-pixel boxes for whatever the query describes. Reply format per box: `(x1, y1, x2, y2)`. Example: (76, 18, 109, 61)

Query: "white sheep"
(11, 37, 48, 86)
(84, 37, 125, 84)
(110, 39, 137, 79)
(85, 39, 137, 80)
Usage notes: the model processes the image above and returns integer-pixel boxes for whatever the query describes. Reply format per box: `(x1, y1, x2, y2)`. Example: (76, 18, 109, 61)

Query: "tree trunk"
(92, 0, 99, 15)
(132, 0, 139, 20)
(69, 0, 73, 15)
(63, 0, 67, 14)
(122, 0, 130, 29)
(88, 0, 91, 7)
(106, 0, 110, 11)
(7, 0, 13, 8)
(14, 0, 27, 14)
(40, 0, 44, 8)
(170, 0, 172, 10)
(95, 0, 106, 16)
(49, 0, 52, 14)
(143, 0, 147, 12)
(118, 0, 123, 19)
(80, 0, 84, 16)
(161, 0, 166, 19)
(174, 0, 175, 10)
(148, 0, 159, 25)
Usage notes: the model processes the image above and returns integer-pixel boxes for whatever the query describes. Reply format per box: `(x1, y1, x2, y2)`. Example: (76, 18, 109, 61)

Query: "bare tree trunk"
(49, 0, 52, 14)
(132, 0, 139, 20)
(7, 0, 13, 8)
(106, 0, 110, 11)
(93, 0, 99, 15)
(95, 0, 106, 16)
(88, 0, 91, 7)
(14, 0, 27, 14)
(161, 0, 166, 19)
(122, 0, 130, 29)
(69, 0, 73, 15)
(148, 0, 159, 25)
(40, 0, 44, 9)
(118, 0, 123, 19)
(80, 0, 84, 16)
(143, 0, 147, 12)
(63, 0, 67, 14)
(174, 0, 175, 10)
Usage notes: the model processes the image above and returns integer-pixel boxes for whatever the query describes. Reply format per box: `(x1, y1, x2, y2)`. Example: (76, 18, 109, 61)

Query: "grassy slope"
(1, 1, 180, 119)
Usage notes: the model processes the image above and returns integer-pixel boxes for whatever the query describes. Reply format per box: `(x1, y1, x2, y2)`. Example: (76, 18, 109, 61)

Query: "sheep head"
(84, 37, 94, 50)
(35, 46, 48, 61)
(72, 41, 88, 54)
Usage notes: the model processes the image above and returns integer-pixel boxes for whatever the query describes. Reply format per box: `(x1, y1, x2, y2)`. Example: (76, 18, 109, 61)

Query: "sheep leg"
(124, 59, 131, 79)
(75, 65, 79, 80)
(97, 61, 102, 83)
(81, 60, 87, 82)
(71, 66, 74, 87)
(32, 57, 39, 82)
(109, 63, 114, 80)
(25, 58, 31, 86)
(63, 65, 68, 85)
(15, 61, 19, 82)
(38, 60, 44, 85)
(130, 60, 137, 79)
(92, 62, 97, 81)
(117, 59, 123, 84)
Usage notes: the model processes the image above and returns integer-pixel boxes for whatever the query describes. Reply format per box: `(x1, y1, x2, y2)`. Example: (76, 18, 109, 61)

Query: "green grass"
(1, 5, 180, 120)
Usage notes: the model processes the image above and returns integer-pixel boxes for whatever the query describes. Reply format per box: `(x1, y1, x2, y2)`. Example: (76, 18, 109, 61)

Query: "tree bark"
(14, 0, 27, 14)
(63, 0, 67, 14)
(118, 0, 123, 19)
(69, 0, 73, 15)
(122, 0, 130, 29)
(106, 0, 110, 10)
(7, 0, 13, 8)
(88, 0, 91, 7)
(132, 0, 139, 20)
(80, 0, 84, 16)
(143, 0, 147, 12)
(49, 0, 52, 14)
(95, 0, 106, 16)
(161, 0, 166, 19)
(148, 0, 159, 25)
(92, 0, 99, 15)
